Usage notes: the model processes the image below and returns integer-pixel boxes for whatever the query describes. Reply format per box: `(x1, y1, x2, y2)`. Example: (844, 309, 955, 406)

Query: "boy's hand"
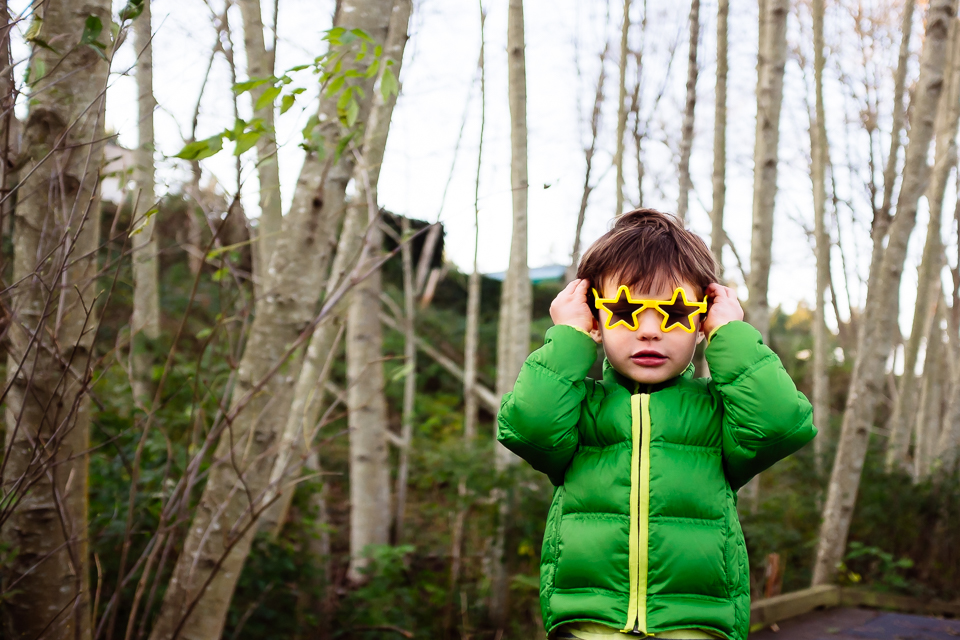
(550, 279, 601, 342)
(702, 283, 744, 337)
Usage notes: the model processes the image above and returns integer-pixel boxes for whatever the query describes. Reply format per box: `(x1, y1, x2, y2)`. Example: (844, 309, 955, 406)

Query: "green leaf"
(280, 94, 296, 114)
(212, 267, 229, 282)
(233, 131, 261, 156)
(333, 130, 357, 163)
(174, 134, 224, 161)
(234, 77, 272, 94)
(325, 75, 345, 97)
(380, 67, 399, 101)
(254, 85, 282, 111)
(24, 17, 43, 42)
(128, 207, 158, 237)
(364, 59, 380, 79)
(288, 64, 311, 72)
(344, 98, 359, 128)
(80, 15, 104, 46)
(118, 0, 145, 21)
(29, 38, 58, 54)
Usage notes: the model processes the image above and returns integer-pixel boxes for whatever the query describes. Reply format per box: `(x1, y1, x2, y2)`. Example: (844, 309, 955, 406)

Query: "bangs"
(577, 208, 717, 304)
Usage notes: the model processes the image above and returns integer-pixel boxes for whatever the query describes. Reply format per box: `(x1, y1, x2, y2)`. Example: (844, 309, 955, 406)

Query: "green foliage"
(838, 543, 917, 594)
(177, 26, 398, 163)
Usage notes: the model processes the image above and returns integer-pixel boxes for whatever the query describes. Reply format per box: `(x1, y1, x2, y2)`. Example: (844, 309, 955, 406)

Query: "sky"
(8, 0, 958, 345)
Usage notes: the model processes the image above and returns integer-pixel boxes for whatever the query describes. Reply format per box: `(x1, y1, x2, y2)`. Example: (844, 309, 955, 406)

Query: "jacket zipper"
(624, 391, 652, 634)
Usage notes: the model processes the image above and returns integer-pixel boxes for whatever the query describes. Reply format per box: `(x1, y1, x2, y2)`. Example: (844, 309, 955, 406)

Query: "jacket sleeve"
(705, 320, 817, 490)
(497, 323, 598, 485)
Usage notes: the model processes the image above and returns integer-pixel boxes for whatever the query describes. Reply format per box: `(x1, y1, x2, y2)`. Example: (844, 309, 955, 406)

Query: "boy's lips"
(631, 350, 667, 366)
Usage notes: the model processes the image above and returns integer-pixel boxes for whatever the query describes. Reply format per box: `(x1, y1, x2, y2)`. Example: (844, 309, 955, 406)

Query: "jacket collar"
(602, 358, 695, 394)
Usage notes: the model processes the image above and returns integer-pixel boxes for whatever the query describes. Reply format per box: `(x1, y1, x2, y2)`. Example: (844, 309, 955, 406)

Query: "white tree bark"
(886, 18, 960, 471)
(132, 0, 161, 404)
(147, 2, 396, 637)
(810, 0, 830, 476)
(710, 0, 728, 266)
(490, 0, 531, 626)
(614, 0, 631, 216)
(676, 0, 700, 222)
(392, 216, 418, 542)
(238, 0, 283, 273)
(914, 314, 946, 481)
(567, 40, 608, 283)
(258, 0, 411, 540)
(746, 0, 788, 343)
(812, 0, 957, 586)
(1, 2, 110, 639)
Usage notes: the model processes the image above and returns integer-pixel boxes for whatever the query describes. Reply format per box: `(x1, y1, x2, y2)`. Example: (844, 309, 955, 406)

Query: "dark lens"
(607, 301, 642, 327)
(659, 303, 697, 330)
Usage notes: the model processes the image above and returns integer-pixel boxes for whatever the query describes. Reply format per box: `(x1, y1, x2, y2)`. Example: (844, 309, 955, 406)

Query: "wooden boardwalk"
(749, 606, 960, 640)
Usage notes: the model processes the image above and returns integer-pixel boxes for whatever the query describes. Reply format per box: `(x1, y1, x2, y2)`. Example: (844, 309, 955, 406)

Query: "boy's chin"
(620, 361, 688, 385)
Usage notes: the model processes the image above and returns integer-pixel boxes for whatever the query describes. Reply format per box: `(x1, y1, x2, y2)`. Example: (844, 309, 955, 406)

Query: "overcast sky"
(9, 0, 957, 344)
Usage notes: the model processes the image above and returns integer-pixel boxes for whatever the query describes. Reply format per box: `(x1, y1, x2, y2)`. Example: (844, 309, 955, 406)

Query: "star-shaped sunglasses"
(591, 285, 707, 333)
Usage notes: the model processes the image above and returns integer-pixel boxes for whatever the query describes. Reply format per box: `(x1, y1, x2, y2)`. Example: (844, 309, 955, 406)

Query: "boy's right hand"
(550, 279, 601, 343)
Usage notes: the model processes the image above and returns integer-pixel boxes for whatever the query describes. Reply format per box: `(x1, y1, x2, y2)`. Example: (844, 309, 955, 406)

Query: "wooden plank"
(749, 585, 840, 629)
(840, 587, 960, 618)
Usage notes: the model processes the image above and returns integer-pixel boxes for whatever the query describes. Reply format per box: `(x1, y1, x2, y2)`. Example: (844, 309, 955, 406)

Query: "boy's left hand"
(702, 283, 743, 337)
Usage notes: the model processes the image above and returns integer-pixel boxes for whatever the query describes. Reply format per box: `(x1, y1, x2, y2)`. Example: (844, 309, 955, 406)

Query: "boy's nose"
(635, 308, 663, 339)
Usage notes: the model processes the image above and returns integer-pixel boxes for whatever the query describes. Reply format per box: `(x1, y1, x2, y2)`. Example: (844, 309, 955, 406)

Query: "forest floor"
(749, 607, 960, 639)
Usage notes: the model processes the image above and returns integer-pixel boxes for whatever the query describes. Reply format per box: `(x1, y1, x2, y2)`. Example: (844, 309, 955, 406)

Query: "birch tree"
(1, 2, 111, 638)
(344, 0, 413, 572)
(132, 0, 161, 403)
(810, 0, 830, 474)
(147, 3, 397, 637)
(886, 18, 960, 471)
(258, 0, 412, 542)
(710, 0, 728, 266)
(567, 39, 609, 283)
(676, 0, 699, 222)
(812, 0, 958, 586)
(614, 0, 630, 216)
(238, 0, 283, 274)
(746, 0, 789, 343)
(491, 0, 531, 626)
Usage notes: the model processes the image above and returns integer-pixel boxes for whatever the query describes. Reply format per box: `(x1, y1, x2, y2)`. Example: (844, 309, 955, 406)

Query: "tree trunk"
(132, 1, 161, 404)
(346, 221, 392, 581)
(147, 3, 396, 637)
(452, 4, 486, 607)
(490, 0, 531, 627)
(258, 0, 411, 539)
(0, 0, 17, 273)
(238, 0, 283, 274)
(746, 0, 788, 343)
(676, 0, 699, 222)
(914, 317, 946, 481)
(710, 0, 728, 267)
(0, 2, 110, 639)
(567, 40, 609, 283)
(810, 0, 831, 476)
(392, 217, 417, 542)
(886, 18, 960, 471)
(614, 0, 631, 216)
(812, 0, 957, 586)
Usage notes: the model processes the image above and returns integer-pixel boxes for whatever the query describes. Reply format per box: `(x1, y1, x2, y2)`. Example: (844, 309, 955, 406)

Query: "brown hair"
(577, 208, 718, 306)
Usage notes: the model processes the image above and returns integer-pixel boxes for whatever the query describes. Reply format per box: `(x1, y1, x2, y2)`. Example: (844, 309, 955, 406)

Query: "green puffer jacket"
(497, 321, 816, 640)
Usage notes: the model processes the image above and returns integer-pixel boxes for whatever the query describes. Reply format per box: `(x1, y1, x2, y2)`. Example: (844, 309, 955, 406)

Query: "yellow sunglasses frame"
(591, 285, 707, 333)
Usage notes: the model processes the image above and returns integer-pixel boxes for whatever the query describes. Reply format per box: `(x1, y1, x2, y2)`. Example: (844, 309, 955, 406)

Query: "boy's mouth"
(631, 349, 667, 366)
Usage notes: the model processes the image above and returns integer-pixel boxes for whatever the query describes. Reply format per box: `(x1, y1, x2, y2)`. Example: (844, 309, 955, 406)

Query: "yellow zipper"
(624, 393, 652, 634)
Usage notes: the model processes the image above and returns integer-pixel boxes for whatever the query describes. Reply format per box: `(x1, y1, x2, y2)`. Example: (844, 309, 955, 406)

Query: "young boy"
(497, 209, 816, 640)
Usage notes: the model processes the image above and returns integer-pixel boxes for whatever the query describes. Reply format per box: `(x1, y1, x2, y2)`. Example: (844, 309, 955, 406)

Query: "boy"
(497, 209, 816, 640)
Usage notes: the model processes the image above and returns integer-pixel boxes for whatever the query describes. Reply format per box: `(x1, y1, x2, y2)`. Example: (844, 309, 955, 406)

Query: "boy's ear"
(696, 325, 705, 345)
(590, 317, 602, 344)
